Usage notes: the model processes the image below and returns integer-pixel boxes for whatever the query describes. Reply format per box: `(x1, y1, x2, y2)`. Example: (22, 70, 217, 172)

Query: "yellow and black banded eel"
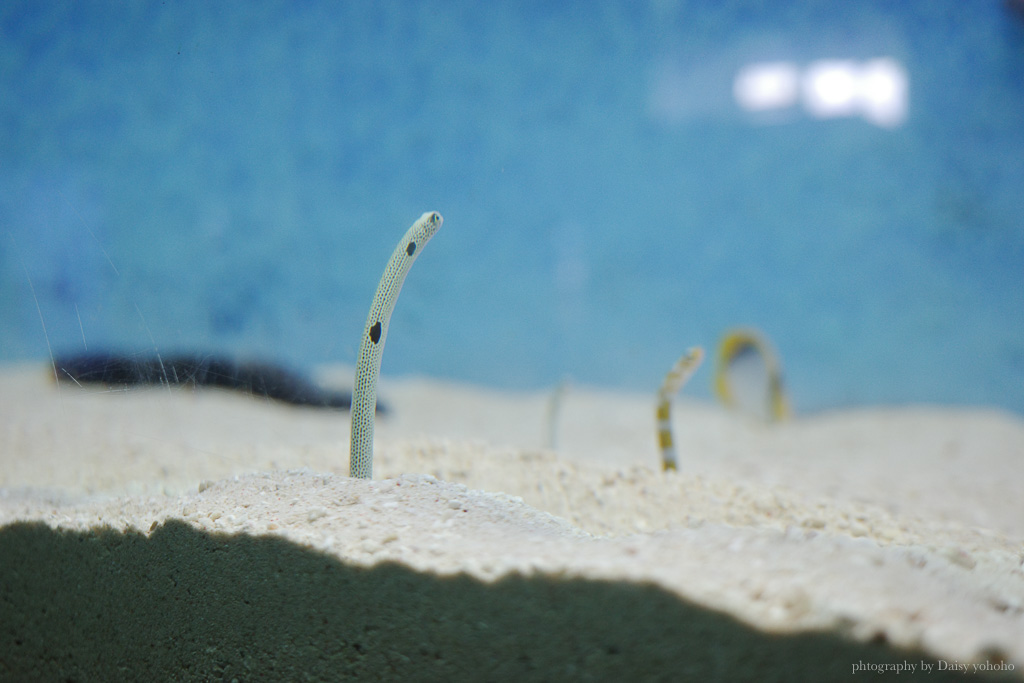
(714, 328, 790, 422)
(350, 211, 443, 479)
(655, 347, 704, 472)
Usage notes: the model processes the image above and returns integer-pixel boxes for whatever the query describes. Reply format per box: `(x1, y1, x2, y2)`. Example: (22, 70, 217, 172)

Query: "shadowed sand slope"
(0, 517, 1016, 683)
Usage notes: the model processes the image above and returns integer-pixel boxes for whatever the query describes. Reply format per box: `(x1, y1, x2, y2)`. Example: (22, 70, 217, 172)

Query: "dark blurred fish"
(51, 351, 384, 412)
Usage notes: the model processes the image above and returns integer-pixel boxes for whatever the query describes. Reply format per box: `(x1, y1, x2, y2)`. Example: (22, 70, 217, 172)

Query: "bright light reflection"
(734, 57, 908, 128)
(858, 58, 908, 128)
(733, 62, 800, 111)
(802, 60, 861, 119)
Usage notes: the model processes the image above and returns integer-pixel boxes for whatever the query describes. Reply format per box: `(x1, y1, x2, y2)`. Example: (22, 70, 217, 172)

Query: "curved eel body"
(714, 328, 789, 422)
(350, 211, 443, 479)
(656, 347, 704, 472)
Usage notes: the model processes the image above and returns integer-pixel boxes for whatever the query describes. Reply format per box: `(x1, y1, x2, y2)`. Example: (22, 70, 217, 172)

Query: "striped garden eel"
(656, 347, 704, 472)
(714, 328, 790, 422)
(350, 211, 443, 479)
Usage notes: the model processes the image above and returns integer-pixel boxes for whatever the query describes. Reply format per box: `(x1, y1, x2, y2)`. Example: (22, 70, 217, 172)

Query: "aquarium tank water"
(2, 1, 1023, 414)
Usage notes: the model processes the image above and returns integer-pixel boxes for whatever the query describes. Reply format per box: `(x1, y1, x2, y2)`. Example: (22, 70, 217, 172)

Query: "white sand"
(1, 363, 1022, 680)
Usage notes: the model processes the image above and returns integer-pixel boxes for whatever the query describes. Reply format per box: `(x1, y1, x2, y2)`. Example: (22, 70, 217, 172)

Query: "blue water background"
(2, 2, 1023, 413)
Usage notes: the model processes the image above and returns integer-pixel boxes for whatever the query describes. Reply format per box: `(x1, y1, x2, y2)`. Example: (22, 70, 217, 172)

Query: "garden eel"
(350, 211, 443, 479)
(656, 346, 704, 472)
(714, 328, 790, 422)
(545, 377, 570, 450)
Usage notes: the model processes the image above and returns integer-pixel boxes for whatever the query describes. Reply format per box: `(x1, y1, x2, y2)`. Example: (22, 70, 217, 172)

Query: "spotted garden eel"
(350, 211, 443, 479)
(655, 346, 704, 472)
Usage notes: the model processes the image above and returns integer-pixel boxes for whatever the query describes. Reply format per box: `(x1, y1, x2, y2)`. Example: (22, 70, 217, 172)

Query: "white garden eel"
(350, 211, 443, 479)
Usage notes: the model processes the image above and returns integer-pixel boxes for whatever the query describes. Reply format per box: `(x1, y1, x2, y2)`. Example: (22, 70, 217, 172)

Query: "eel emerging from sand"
(350, 211, 443, 480)
(52, 351, 365, 410)
(714, 328, 790, 422)
(656, 347, 704, 472)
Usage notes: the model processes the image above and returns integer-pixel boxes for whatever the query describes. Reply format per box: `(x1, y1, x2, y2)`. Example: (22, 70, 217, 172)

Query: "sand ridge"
(1, 363, 1023, 679)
